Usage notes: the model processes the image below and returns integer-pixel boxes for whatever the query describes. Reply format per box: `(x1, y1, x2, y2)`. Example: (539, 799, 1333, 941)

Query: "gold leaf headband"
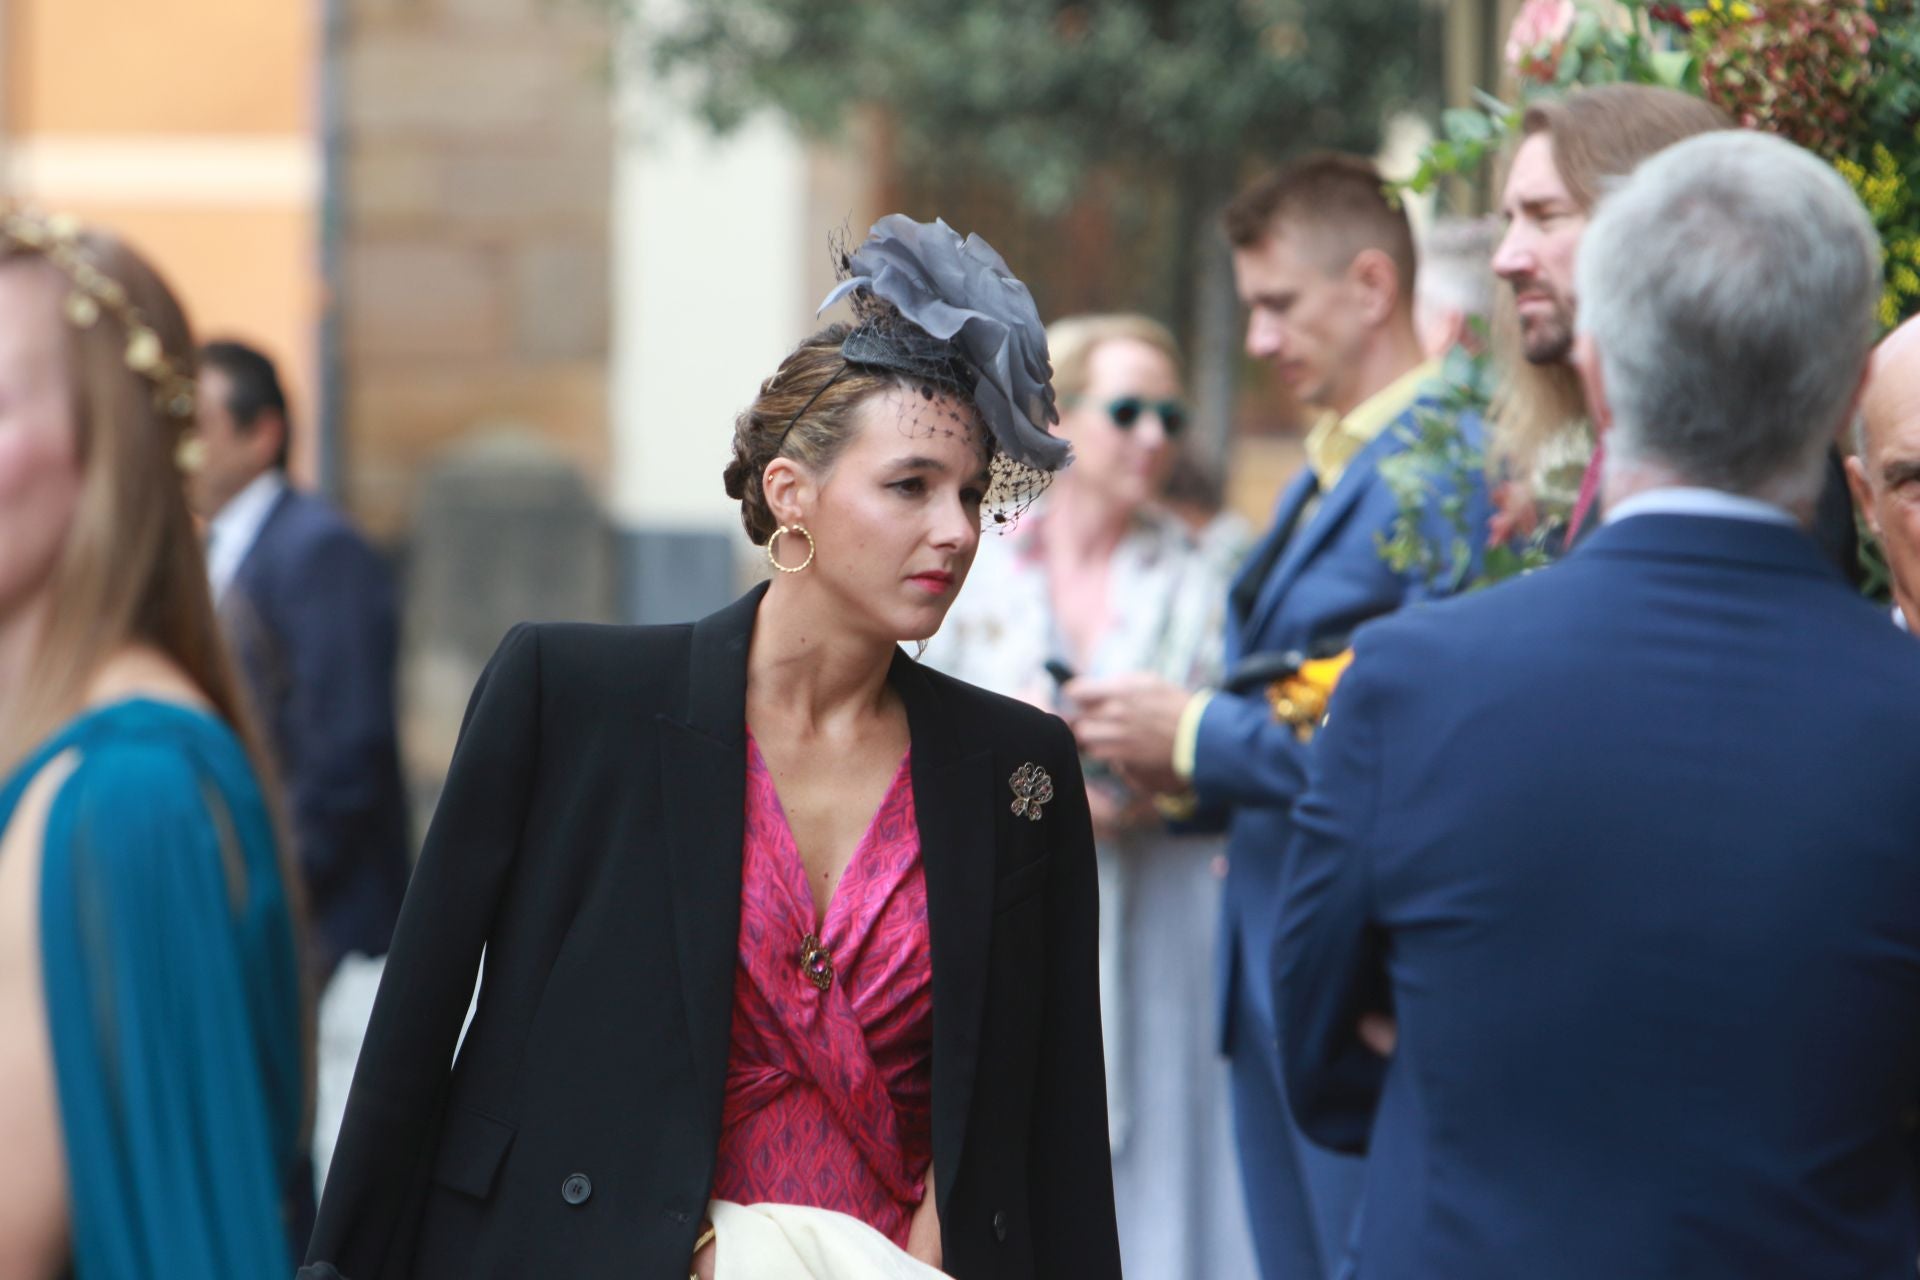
(0, 204, 198, 427)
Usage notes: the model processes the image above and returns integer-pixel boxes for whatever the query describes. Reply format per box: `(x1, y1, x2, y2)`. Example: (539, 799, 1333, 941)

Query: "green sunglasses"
(1087, 395, 1188, 437)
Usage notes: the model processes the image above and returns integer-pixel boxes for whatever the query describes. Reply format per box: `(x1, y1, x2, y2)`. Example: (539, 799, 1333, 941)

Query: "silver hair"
(1575, 131, 1880, 507)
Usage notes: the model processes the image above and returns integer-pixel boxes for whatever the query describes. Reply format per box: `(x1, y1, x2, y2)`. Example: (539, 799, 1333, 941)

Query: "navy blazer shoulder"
(224, 484, 408, 978)
(236, 487, 386, 598)
(305, 583, 1120, 1280)
(1278, 514, 1920, 1279)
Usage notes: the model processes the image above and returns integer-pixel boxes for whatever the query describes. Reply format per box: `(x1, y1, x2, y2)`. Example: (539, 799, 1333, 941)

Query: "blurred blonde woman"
(0, 208, 305, 1277)
(929, 313, 1258, 1279)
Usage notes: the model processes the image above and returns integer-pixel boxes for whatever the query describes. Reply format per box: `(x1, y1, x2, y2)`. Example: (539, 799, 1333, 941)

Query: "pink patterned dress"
(710, 733, 934, 1247)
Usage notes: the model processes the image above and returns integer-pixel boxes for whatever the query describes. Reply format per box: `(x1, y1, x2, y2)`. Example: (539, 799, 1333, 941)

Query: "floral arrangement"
(1376, 343, 1562, 592)
(1414, 0, 1920, 327)
(1386, 0, 1920, 591)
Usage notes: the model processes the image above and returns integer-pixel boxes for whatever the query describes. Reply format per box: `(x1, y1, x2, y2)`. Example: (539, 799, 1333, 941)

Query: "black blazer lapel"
(891, 653, 996, 1215)
(657, 584, 764, 1125)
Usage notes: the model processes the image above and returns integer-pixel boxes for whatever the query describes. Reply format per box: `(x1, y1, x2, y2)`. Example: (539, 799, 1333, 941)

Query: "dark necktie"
(1230, 472, 1320, 626)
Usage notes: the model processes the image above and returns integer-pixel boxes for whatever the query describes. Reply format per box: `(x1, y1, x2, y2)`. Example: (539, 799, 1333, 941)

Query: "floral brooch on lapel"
(1009, 762, 1054, 821)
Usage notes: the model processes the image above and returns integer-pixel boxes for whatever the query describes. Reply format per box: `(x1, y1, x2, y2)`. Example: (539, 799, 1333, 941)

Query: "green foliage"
(1396, 0, 1919, 601)
(1859, 3, 1920, 149)
(1405, 1, 1700, 197)
(1401, 91, 1521, 199)
(602, 0, 1429, 214)
(1413, 0, 1920, 332)
(1830, 3, 1920, 330)
(1375, 344, 1556, 593)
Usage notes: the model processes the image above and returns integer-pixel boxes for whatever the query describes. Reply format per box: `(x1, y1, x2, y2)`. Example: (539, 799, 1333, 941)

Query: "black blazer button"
(992, 1210, 1008, 1242)
(561, 1173, 592, 1205)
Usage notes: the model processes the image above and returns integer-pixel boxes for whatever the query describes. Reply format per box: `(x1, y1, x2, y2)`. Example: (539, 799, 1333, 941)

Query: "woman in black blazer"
(303, 217, 1121, 1280)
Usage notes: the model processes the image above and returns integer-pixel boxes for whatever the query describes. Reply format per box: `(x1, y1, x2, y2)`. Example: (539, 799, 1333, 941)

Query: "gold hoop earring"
(767, 524, 816, 574)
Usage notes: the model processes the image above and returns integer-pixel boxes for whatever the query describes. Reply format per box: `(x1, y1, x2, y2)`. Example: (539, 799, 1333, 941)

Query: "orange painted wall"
(7, 0, 311, 134)
(51, 202, 321, 477)
(4, 0, 322, 482)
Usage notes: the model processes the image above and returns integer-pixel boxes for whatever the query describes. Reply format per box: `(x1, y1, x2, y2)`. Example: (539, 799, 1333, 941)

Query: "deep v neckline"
(744, 730, 914, 932)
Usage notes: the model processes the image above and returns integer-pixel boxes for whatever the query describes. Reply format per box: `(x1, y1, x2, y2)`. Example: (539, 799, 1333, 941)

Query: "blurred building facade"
(338, 0, 881, 630)
(340, 0, 614, 543)
(0, 0, 879, 622)
(610, 77, 879, 623)
(2, 0, 1513, 804)
(1, 0, 323, 479)
(3, 0, 1518, 615)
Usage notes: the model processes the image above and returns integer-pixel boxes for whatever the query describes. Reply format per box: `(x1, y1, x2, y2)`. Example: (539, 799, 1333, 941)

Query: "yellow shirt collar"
(1302, 358, 1442, 493)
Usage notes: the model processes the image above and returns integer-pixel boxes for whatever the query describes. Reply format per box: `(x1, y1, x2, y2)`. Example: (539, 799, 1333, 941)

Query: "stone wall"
(338, 0, 614, 540)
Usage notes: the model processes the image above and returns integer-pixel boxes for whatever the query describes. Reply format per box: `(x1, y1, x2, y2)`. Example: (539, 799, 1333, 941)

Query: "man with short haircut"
(1279, 131, 1920, 1279)
(192, 340, 410, 985)
(1068, 153, 1488, 1279)
(1850, 316, 1920, 632)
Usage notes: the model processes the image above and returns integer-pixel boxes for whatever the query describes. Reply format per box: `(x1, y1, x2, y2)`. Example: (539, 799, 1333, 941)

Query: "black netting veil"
(806, 225, 1061, 531)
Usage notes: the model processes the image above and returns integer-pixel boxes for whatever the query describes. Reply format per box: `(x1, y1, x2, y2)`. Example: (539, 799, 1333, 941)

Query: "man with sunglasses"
(1068, 152, 1489, 1280)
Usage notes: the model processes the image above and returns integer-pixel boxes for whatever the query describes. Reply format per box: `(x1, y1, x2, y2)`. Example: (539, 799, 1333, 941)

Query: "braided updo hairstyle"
(724, 323, 981, 544)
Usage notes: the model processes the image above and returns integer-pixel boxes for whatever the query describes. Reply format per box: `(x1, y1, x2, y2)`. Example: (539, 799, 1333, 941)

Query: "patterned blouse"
(931, 502, 1243, 701)
(709, 733, 934, 1247)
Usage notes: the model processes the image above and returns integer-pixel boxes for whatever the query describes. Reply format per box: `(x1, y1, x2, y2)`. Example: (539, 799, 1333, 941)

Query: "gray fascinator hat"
(819, 215, 1070, 474)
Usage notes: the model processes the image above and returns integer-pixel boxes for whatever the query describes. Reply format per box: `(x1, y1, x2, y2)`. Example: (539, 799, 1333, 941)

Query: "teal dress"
(0, 699, 303, 1277)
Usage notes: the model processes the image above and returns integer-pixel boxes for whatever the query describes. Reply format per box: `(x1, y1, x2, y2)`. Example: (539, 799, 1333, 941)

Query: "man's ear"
(1572, 332, 1613, 442)
(1348, 248, 1403, 329)
(1845, 451, 1882, 539)
(246, 411, 288, 472)
(761, 456, 817, 528)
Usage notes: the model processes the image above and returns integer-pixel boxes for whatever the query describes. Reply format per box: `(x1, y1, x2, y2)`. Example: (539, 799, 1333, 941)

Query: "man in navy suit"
(192, 340, 409, 985)
(1278, 131, 1920, 1279)
(1071, 154, 1489, 1279)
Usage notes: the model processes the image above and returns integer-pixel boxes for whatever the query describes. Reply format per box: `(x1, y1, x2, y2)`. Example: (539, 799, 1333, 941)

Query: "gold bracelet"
(689, 1222, 717, 1277)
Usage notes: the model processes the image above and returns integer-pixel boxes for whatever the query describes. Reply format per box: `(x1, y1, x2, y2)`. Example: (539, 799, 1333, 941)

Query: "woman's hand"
(690, 1225, 716, 1280)
(906, 1164, 943, 1271)
(1063, 673, 1190, 796)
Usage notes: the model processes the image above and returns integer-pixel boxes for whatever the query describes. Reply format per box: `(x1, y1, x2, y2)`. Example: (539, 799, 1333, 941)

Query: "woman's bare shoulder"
(0, 747, 81, 885)
(0, 748, 78, 1278)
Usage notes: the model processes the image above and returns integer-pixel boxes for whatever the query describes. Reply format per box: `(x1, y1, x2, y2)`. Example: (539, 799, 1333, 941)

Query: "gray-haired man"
(1277, 130, 1920, 1279)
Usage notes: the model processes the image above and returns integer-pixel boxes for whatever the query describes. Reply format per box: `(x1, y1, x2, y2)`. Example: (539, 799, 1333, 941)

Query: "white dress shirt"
(1604, 485, 1797, 528)
(206, 470, 286, 602)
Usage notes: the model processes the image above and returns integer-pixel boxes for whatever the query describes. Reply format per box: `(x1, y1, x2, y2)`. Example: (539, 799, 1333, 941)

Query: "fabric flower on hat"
(820, 215, 1068, 473)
